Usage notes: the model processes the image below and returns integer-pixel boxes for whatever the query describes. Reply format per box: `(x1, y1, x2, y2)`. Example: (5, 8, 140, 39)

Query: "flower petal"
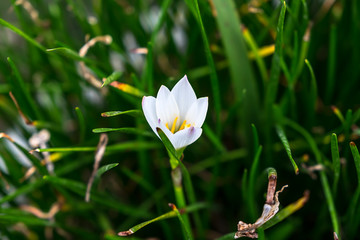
(171, 127, 202, 150)
(185, 97, 208, 128)
(171, 75, 197, 120)
(156, 86, 180, 129)
(142, 96, 159, 135)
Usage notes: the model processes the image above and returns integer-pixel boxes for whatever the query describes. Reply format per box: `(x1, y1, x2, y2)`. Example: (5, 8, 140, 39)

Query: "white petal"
(171, 75, 197, 120)
(156, 86, 180, 129)
(157, 119, 175, 142)
(185, 97, 208, 128)
(142, 96, 159, 135)
(171, 127, 202, 150)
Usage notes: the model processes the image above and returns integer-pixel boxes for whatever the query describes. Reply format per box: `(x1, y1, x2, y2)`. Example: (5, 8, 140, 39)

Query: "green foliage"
(1, 0, 360, 239)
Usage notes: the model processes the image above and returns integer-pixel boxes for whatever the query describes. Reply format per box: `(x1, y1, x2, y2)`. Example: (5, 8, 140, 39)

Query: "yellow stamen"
(165, 122, 169, 130)
(179, 120, 187, 131)
(170, 117, 178, 133)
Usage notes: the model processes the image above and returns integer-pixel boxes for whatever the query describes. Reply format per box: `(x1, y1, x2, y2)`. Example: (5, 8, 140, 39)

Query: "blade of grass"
(75, 107, 86, 143)
(102, 71, 123, 88)
(0, 179, 44, 204)
(275, 125, 299, 174)
(283, 119, 341, 239)
(92, 128, 153, 137)
(45, 175, 151, 217)
(169, 204, 193, 240)
(213, 0, 260, 124)
(7, 57, 42, 120)
(325, 25, 337, 103)
(304, 59, 318, 126)
(186, 0, 221, 136)
(0, 18, 46, 51)
(248, 146, 263, 221)
(46, 47, 92, 64)
(243, 29, 269, 83)
(117, 203, 206, 237)
(95, 163, 119, 181)
(265, 1, 286, 111)
(36, 141, 161, 153)
(347, 142, 360, 228)
(101, 110, 142, 118)
(331, 133, 340, 194)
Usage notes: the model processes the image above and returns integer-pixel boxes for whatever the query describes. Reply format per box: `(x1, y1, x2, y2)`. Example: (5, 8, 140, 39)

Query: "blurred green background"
(1, 0, 360, 239)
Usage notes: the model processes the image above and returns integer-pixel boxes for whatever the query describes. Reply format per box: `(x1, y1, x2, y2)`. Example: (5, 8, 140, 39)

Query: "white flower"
(142, 75, 208, 150)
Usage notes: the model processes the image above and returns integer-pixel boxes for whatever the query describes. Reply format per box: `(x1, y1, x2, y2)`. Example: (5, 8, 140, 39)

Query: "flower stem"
(170, 156, 193, 239)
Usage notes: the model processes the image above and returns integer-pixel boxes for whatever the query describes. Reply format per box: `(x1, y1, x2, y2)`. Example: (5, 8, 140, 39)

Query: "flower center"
(165, 117, 191, 133)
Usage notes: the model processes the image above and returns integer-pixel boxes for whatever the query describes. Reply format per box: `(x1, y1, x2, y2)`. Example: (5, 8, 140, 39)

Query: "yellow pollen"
(170, 117, 178, 133)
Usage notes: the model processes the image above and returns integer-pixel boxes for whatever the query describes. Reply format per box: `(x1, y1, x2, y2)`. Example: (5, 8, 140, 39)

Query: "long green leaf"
(7, 57, 42, 120)
(117, 203, 206, 236)
(265, 2, 287, 112)
(101, 110, 142, 118)
(46, 47, 91, 63)
(92, 128, 153, 137)
(0, 18, 46, 51)
(213, 0, 260, 121)
(102, 71, 123, 88)
(187, 0, 221, 136)
(331, 133, 340, 194)
(275, 125, 299, 174)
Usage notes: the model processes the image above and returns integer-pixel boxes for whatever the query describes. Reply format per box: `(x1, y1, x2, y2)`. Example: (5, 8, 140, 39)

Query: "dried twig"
(85, 134, 108, 202)
(78, 35, 112, 89)
(9, 92, 33, 125)
(235, 169, 288, 239)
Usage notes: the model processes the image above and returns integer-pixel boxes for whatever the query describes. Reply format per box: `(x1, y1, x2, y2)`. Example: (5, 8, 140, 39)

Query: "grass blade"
(102, 71, 123, 88)
(0, 18, 46, 51)
(187, 0, 222, 136)
(101, 110, 142, 118)
(7, 57, 42, 120)
(213, 0, 260, 122)
(275, 125, 299, 174)
(265, 2, 286, 111)
(331, 133, 340, 194)
(92, 128, 153, 137)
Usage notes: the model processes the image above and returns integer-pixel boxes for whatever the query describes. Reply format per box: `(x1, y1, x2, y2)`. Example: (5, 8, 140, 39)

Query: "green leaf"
(185, 0, 221, 136)
(265, 2, 287, 113)
(275, 125, 299, 174)
(261, 191, 310, 230)
(46, 47, 91, 63)
(0, 18, 46, 51)
(156, 127, 177, 160)
(0, 179, 44, 204)
(213, 0, 260, 121)
(117, 203, 206, 237)
(102, 71, 123, 88)
(248, 146, 263, 221)
(101, 110, 142, 118)
(44, 176, 150, 217)
(96, 163, 119, 179)
(75, 107, 86, 143)
(331, 133, 340, 194)
(350, 142, 360, 186)
(92, 128, 153, 137)
(36, 141, 161, 153)
(7, 57, 42, 121)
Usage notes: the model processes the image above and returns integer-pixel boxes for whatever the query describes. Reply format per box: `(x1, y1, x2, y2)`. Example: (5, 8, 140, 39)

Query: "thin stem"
(170, 156, 193, 239)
